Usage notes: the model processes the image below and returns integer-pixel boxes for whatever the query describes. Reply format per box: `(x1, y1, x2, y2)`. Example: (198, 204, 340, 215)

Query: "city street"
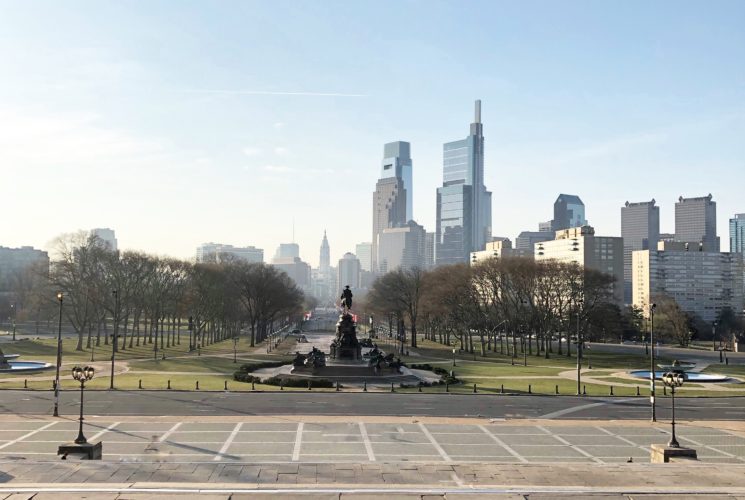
(2, 390, 745, 420)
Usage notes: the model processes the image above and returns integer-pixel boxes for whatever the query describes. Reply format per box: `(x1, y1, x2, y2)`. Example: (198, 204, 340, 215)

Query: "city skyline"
(1, 1, 744, 267)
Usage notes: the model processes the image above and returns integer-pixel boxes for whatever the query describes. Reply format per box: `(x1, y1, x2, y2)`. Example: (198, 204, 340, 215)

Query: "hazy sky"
(2, 1, 743, 266)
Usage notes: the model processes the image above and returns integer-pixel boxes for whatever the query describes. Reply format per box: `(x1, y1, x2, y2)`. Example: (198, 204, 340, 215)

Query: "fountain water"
(0, 345, 53, 373)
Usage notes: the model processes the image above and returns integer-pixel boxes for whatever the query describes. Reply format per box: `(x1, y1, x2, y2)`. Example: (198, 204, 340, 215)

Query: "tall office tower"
(319, 230, 330, 274)
(515, 231, 554, 252)
(372, 177, 406, 272)
(675, 194, 719, 251)
(337, 252, 361, 291)
(273, 243, 300, 262)
(424, 232, 435, 268)
(355, 242, 373, 272)
(731, 214, 745, 254)
(381, 141, 413, 222)
(0, 246, 50, 291)
(90, 228, 118, 251)
(552, 195, 586, 231)
(378, 221, 426, 272)
(621, 200, 660, 304)
(435, 100, 492, 265)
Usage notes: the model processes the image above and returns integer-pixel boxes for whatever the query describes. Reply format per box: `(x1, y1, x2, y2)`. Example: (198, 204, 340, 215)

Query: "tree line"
(365, 256, 741, 355)
(4, 232, 306, 352)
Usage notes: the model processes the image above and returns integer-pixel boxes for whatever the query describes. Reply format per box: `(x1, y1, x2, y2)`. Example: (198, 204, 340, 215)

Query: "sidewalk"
(2, 461, 745, 498)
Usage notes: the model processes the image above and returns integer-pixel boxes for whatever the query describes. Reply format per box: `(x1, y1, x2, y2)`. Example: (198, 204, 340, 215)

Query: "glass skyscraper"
(380, 141, 413, 222)
(731, 213, 745, 254)
(553, 194, 586, 231)
(435, 100, 492, 265)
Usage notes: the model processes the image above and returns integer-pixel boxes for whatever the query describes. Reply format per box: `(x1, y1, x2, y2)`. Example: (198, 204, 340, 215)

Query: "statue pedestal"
(58, 441, 102, 460)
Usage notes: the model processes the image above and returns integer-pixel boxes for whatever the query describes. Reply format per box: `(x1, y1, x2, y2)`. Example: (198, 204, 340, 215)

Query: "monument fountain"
(0, 345, 52, 373)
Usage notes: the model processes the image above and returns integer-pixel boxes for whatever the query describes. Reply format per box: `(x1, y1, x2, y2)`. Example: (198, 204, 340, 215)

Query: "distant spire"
(474, 99, 481, 123)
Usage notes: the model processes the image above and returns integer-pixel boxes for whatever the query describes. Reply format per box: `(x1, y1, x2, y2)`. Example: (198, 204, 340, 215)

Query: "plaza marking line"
(0, 422, 56, 450)
(157, 422, 182, 443)
(477, 425, 528, 463)
(358, 422, 375, 461)
(659, 429, 745, 463)
(292, 422, 304, 461)
(214, 422, 242, 461)
(537, 402, 607, 419)
(88, 421, 120, 442)
(537, 425, 604, 464)
(418, 422, 451, 462)
(595, 426, 650, 454)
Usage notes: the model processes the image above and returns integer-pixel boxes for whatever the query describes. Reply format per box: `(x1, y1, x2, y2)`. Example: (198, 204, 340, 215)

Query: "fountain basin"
(629, 370, 730, 383)
(0, 361, 53, 373)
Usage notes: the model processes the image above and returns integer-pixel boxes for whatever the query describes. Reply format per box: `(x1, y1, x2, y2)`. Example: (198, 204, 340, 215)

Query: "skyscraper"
(337, 252, 361, 291)
(381, 141, 413, 222)
(372, 177, 406, 272)
(552, 195, 586, 231)
(435, 100, 492, 265)
(378, 220, 426, 272)
(675, 194, 718, 251)
(91, 228, 117, 251)
(355, 242, 372, 272)
(196, 243, 263, 264)
(731, 213, 745, 255)
(621, 200, 660, 304)
(319, 230, 330, 274)
(273, 243, 300, 261)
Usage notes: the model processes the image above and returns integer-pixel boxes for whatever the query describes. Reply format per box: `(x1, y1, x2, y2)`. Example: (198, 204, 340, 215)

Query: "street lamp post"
(53, 292, 64, 417)
(10, 303, 16, 341)
(71, 366, 95, 444)
(576, 298, 584, 396)
(110, 290, 118, 390)
(650, 303, 657, 422)
(233, 335, 238, 363)
(452, 348, 456, 371)
(712, 321, 718, 352)
(662, 371, 684, 448)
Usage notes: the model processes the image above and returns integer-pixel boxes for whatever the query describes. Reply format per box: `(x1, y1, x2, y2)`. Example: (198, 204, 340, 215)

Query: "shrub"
(263, 376, 335, 388)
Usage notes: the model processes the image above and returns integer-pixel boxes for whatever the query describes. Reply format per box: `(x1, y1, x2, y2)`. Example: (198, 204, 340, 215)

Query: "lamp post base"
(57, 441, 102, 460)
(650, 443, 696, 463)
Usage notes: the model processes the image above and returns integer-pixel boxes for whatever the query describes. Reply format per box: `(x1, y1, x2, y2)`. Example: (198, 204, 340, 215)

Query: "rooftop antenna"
(475, 99, 481, 123)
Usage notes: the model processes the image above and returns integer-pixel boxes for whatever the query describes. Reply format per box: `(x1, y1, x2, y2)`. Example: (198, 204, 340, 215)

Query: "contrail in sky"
(183, 89, 367, 97)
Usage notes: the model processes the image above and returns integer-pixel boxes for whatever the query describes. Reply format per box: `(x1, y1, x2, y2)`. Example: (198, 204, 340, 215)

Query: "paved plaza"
(2, 418, 745, 465)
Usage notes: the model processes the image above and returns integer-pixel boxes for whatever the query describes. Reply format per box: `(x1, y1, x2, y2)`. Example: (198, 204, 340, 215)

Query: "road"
(1, 390, 744, 420)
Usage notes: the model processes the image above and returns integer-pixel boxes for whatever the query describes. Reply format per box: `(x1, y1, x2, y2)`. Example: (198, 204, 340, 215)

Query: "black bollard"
(308, 380, 312, 391)
(363, 381, 367, 392)
(609, 386, 614, 396)
(196, 381, 199, 390)
(224, 380, 228, 391)
(280, 380, 284, 391)
(500, 384, 504, 394)
(24, 379, 27, 389)
(446, 383, 449, 393)
(528, 384, 532, 394)
(663, 385, 667, 396)
(336, 381, 340, 392)
(555, 385, 559, 395)
(636, 386, 640, 396)
(418, 383, 422, 392)
(390, 382, 395, 393)
(582, 385, 586, 396)
(473, 383, 477, 393)
(167, 380, 171, 390)
(251, 380, 255, 391)
(52, 380, 56, 390)
(139, 379, 142, 389)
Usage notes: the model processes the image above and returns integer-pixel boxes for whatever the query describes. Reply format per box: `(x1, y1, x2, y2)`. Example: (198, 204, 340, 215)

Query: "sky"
(1, 0, 743, 267)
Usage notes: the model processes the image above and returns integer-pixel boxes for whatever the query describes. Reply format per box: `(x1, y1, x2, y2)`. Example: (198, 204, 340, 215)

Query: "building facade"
(552, 194, 586, 231)
(633, 248, 744, 323)
(515, 231, 554, 253)
(0, 246, 50, 292)
(196, 243, 263, 264)
(337, 252, 361, 291)
(274, 243, 300, 261)
(535, 226, 624, 306)
(470, 238, 532, 264)
(378, 221, 426, 272)
(381, 141, 413, 222)
(273, 257, 312, 292)
(424, 232, 435, 269)
(675, 194, 719, 252)
(435, 100, 492, 265)
(355, 242, 372, 272)
(372, 176, 406, 272)
(730, 213, 745, 255)
(621, 200, 660, 304)
(90, 228, 117, 251)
